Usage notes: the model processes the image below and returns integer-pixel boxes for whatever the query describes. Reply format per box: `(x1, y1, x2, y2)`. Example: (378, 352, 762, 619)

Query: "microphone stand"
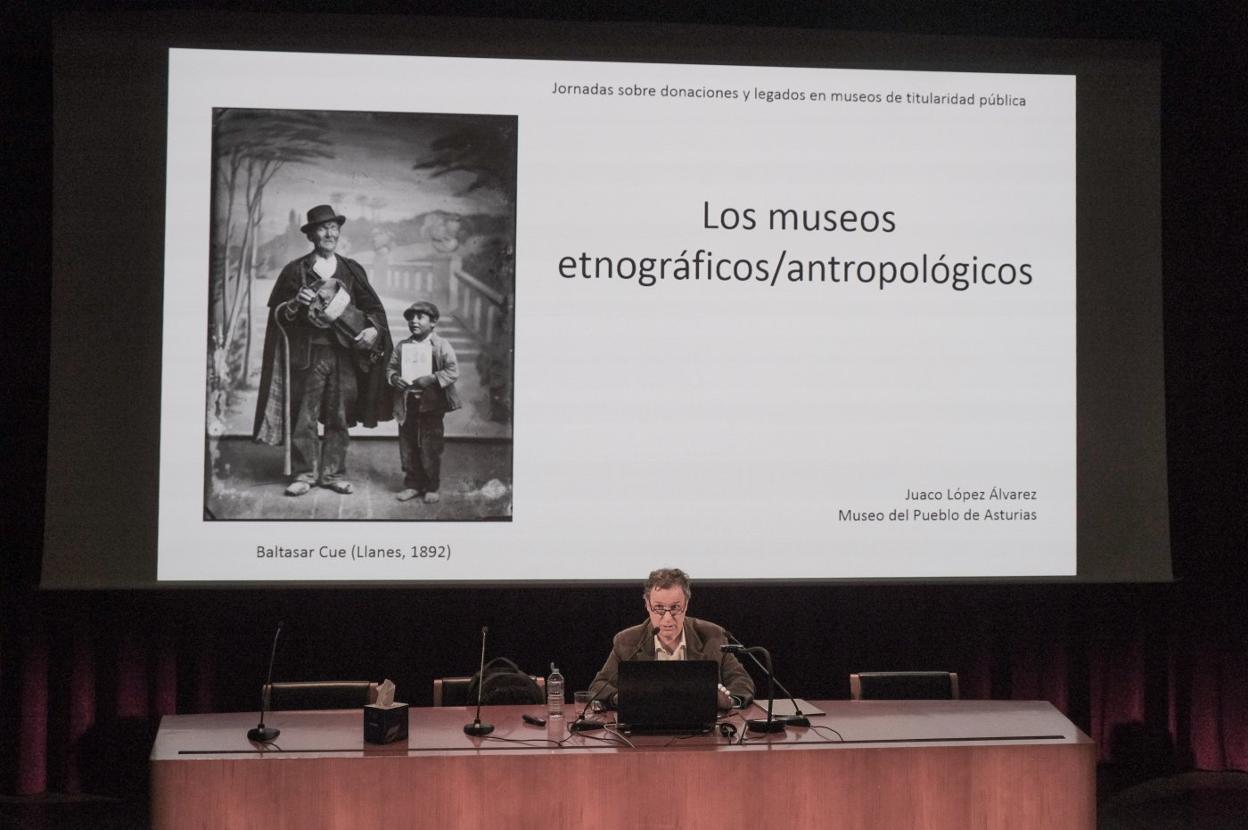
(569, 684, 607, 732)
(247, 621, 284, 743)
(571, 625, 655, 732)
(723, 643, 785, 733)
(464, 626, 494, 737)
(724, 632, 810, 727)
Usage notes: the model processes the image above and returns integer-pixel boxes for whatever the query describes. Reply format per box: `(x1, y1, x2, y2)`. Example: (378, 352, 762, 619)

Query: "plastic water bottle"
(547, 663, 565, 718)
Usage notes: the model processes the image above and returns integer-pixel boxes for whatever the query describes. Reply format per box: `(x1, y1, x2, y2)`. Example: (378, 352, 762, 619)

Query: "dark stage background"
(4, 0, 1247, 801)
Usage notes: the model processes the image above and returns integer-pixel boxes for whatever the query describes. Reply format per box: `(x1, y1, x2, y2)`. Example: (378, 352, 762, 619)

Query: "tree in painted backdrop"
(208, 109, 334, 416)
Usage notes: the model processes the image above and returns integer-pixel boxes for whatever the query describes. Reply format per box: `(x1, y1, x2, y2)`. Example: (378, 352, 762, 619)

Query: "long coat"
(253, 252, 394, 445)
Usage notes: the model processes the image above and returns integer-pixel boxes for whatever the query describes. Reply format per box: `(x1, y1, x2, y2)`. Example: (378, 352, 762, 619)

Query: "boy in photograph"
(387, 301, 461, 503)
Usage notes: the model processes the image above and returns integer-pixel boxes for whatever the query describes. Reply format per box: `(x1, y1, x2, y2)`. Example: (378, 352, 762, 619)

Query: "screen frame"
(45, 11, 1168, 588)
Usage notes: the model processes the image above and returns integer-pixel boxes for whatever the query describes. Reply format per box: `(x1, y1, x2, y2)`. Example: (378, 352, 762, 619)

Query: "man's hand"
(354, 326, 379, 349)
(717, 687, 734, 710)
(391, 376, 411, 391)
(294, 286, 317, 307)
(413, 374, 437, 389)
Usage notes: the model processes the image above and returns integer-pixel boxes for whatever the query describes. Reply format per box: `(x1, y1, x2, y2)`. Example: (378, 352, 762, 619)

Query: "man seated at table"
(590, 567, 754, 710)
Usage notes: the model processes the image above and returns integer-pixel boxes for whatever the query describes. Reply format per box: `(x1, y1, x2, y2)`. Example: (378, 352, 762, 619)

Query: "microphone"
(628, 625, 659, 661)
(570, 625, 657, 733)
(718, 636, 784, 734)
(722, 631, 809, 728)
(463, 626, 494, 737)
(247, 621, 284, 743)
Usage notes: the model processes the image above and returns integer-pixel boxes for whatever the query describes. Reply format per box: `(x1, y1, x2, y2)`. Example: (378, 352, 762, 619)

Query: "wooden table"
(151, 700, 1095, 829)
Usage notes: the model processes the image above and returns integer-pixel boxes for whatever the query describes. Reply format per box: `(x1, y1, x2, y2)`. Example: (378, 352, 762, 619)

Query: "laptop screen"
(617, 660, 719, 734)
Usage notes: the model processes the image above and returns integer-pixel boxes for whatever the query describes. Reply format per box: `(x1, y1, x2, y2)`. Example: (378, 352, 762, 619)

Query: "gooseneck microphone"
(247, 621, 284, 743)
(722, 630, 810, 727)
(626, 625, 658, 664)
(720, 640, 785, 734)
(571, 625, 657, 733)
(463, 626, 495, 737)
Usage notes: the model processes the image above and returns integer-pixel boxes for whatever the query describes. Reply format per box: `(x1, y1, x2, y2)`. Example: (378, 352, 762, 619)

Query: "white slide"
(159, 49, 1075, 582)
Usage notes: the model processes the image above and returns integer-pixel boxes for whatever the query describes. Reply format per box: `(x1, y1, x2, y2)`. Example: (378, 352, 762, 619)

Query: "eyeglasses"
(648, 603, 685, 618)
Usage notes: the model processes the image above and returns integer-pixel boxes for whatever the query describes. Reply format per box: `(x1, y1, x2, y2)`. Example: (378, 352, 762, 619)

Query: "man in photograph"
(590, 568, 755, 709)
(253, 204, 394, 495)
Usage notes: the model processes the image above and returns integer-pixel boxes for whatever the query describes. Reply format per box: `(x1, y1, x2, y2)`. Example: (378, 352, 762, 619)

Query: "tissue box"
(363, 703, 409, 744)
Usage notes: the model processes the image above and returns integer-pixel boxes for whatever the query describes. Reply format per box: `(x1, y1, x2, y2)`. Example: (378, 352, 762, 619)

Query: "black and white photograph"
(203, 108, 517, 521)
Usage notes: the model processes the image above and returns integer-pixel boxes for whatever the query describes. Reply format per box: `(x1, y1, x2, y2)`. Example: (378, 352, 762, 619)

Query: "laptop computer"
(617, 660, 719, 735)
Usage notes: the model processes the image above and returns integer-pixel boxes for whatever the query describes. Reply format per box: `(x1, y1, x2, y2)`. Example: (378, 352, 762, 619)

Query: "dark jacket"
(386, 331, 463, 424)
(589, 616, 755, 708)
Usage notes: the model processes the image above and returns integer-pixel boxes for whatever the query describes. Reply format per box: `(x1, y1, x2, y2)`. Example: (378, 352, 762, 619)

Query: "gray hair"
(644, 568, 691, 602)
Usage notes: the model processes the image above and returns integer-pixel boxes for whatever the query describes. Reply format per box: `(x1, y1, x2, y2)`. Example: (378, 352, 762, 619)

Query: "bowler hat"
(404, 301, 440, 322)
(300, 204, 347, 234)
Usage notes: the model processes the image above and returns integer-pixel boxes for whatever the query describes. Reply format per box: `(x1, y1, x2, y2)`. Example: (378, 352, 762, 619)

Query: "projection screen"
(45, 15, 1168, 586)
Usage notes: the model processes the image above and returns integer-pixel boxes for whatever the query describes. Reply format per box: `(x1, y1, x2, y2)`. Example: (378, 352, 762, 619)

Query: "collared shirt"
(654, 631, 687, 661)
